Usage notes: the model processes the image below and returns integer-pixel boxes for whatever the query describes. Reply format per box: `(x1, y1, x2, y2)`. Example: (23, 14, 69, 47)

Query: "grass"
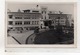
(34, 29, 74, 44)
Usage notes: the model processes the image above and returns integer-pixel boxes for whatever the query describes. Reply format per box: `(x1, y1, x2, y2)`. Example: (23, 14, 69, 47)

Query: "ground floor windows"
(24, 26, 39, 30)
(7, 27, 14, 33)
(15, 27, 23, 31)
(24, 27, 29, 30)
(8, 26, 39, 33)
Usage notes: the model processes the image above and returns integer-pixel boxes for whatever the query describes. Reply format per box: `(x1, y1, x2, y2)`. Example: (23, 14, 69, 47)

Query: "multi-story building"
(7, 9, 41, 32)
(7, 6, 72, 32)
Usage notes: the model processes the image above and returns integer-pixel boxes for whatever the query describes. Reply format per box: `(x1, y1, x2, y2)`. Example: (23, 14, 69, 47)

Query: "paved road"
(26, 33, 36, 44)
(7, 36, 19, 44)
(8, 31, 34, 44)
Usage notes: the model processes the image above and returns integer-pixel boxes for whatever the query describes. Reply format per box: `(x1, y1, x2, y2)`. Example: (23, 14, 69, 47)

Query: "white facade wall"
(7, 6, 72, 31)
(7, 12, 41, 31)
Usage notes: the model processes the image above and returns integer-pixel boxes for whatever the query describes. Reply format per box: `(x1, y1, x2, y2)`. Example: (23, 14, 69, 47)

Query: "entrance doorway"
(44, 20, 52, 26)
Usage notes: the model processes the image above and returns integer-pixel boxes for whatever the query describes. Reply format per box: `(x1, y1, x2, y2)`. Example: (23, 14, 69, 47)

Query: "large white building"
(7, 5, 73, 32)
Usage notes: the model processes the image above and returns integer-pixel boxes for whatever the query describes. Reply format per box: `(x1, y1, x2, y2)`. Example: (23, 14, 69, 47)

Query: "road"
(7, 36, 19, 44)
(8, 30, 34, 44)
(26, 33, 36, 44)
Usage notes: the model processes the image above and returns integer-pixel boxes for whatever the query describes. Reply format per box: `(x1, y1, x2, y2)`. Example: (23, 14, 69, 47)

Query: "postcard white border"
(5, 2, 77, 49)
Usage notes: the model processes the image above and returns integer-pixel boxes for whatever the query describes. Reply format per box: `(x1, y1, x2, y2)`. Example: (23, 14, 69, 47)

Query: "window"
(8, 21, 13, 25)
(55, 20, 58, 23)
(24, 21, 30, 25)
(32, 21, 39, 25)
(15, 27, 22, 31)
(32, 16, 35, 19)
(24, 17, 30, 19)
(61, 18, 63, 19)
(45, 11, 46, 14)
(52, 21, 54, 23)
(35, 21, 37, 24)
(32, 11, 39, 13)
(49, 17, 51, 19)
(45, 16, 46, 19)
(61, 20, 64, 22)
(49, 11, 52, 13)
(34, 18, 36, 19)
(9, 15, 13, 18)
(32, 17, 34, 19)
(9, 27, 13, 29)
(24, 27, 28, 30)
(32, 17, 37, 19)
(57, 17, 61, 19)
(36, 21, 39, 24)
(15, 17, 22, 19)
(15, 21, 22, 25)
(32, 21, 35, 25)
(24, 10, 30, 13)
(42, 11, 43, 14)
(41, 16, 43, 19)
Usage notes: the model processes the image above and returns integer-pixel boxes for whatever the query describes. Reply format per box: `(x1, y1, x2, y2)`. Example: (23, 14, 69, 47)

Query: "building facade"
(7, 12, 41, 32)
(7, 6, 72, 32)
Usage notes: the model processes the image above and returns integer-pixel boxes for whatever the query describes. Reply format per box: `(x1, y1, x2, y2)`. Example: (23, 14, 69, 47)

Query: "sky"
(7, 2, 75, 16)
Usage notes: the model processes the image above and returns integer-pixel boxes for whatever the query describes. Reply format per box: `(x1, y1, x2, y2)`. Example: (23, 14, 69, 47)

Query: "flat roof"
(7, 12, 41, 14)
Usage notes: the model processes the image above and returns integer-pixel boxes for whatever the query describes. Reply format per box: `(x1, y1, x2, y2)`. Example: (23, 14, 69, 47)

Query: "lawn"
(34, 29, 74, 44)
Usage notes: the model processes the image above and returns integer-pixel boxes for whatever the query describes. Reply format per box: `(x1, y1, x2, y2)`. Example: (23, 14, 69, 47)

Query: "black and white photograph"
(6, 2, 76, 47)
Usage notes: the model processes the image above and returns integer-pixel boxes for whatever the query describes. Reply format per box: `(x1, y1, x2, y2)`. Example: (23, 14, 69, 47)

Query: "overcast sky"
(7, 2, 74, 16)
